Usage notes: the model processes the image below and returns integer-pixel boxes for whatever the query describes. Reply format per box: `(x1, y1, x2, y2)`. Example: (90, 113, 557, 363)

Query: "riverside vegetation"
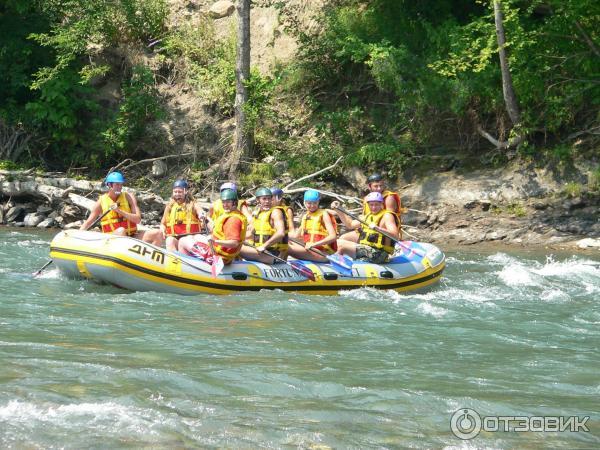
(0, 0, 598, 248)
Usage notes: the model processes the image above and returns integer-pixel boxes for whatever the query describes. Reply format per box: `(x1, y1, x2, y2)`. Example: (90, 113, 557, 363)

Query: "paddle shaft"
(334, 206, 400, 242)
(250, 243, 315, 281)
(289, 237, 329, 258)
(334, 206, 423, 256)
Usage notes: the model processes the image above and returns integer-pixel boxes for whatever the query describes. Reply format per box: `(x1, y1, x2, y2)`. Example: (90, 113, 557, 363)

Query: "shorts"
(355, 244, 389, 264)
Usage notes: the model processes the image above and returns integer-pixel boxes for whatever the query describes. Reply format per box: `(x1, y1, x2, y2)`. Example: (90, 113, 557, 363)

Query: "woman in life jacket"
(270, 187, 296, 234)
(288, 190, 338, 263)
(159, 179, 207, 252)
(209, 182, 253, 224)
(240, 187, 289, 264)
(79, 171, 163, 245)
(179, 188, 247, 265)
(339, 173, 403, 242)
(335, 192, 399, 264)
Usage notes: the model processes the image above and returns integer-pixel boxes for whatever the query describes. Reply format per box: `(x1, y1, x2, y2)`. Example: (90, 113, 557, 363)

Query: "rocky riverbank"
(1, 166, 599, 253)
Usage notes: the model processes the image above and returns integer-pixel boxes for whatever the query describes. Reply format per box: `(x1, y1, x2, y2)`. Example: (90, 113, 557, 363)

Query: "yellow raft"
(50, 230, 445, 296)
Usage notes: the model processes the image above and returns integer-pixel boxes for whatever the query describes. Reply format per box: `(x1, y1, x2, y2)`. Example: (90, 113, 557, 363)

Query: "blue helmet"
(173, 179, 188, 189)
(270, 187, 284, 197)
(304, 189, 320, 202)
(105, 171, 125, 184)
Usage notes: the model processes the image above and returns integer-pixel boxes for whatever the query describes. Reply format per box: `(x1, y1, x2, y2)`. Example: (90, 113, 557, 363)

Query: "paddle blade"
(290, 261, 316, 282)
(211, 255, 224, 278)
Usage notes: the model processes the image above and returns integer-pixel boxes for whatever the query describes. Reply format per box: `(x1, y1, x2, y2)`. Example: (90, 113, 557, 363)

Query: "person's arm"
(193, 202, 208, 232)
(240, 203, 253, 222)
(286, 207, 296, 233)
(330, 202, 359, 230)
(159, 202, 172, 237)
(80, 200, 103, 230)
(306, 212, 337, 250)
(373, 212, 398, 237)
(116, 193, 142, 224)
(385, 194, 399, 212)
(256, 209, 285, 252)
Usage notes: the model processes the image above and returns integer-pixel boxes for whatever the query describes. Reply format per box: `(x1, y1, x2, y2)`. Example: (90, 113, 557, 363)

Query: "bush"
(102, 65, 165, 159)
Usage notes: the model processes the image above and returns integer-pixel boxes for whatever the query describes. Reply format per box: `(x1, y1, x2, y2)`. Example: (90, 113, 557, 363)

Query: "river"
(1, 229, 598, 448)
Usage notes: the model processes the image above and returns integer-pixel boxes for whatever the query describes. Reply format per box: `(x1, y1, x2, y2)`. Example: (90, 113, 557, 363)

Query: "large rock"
(343, 167, 367, 192)
(24, 213, 45, 227)
(61, 204, 82, 219)
(209, 1, 235, 18)
(5, 206, 25, 223)
(37, 218, 56, 228)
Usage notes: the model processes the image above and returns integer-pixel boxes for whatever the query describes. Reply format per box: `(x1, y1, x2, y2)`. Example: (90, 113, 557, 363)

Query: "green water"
(1, 229, 599, 448)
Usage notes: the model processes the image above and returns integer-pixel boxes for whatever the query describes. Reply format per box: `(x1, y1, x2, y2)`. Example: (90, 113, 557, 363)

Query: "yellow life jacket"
(362, 190, 402, 238)
(212, 210, 248, 264)
(165, 200, 202, 236)
(253, 206, 289, 255)
(358, 209, 397, 254)
(100, 193, 137, 236)
(211, 199, 248, 222)
(300, 209, 338, 254)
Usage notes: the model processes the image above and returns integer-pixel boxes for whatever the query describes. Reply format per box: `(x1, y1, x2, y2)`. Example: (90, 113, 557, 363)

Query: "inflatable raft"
(49, 230, 445, 296)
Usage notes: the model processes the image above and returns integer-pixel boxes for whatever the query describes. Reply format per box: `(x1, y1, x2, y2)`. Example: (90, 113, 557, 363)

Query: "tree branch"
(283, 156, 344, 191)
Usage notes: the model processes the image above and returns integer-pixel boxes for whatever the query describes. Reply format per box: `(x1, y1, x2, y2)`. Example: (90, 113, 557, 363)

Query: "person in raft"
(334, 192, 399, 264)
(270, 187, 296, 234)
(208, 182, 253, 224)
(339, 172, 403, 242)
(178, 188, 247, 265)
(240, 187, 288, 264)
(80, 171, 163, 245)
(287, 189, 338, 263)
(159, 179, 206, 252)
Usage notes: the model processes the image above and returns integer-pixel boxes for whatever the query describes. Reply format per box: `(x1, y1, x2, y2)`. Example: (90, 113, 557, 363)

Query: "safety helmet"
(220, 182, 237, 192)
(105, 171, 125, 184)
(220, 188, 238, 201)
(173, 179, 188, 189)
(270, 187, 284, 197)
(255, 187, 272, 198)
(367, 173, 383, 183)
(365, 192, 384, 203)
(304, 189, 320, 202)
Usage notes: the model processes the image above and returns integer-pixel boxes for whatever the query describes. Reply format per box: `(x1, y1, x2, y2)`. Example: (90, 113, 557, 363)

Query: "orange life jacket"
(300, 209, 338, 254)
(100, 193, 137, 236)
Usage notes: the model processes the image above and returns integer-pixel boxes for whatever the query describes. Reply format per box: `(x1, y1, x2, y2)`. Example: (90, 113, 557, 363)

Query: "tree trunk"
(229, 0, 253, 179)
(494, 0, 521, 126)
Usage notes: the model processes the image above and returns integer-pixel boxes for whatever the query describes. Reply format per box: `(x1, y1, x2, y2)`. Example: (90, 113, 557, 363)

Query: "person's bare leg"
(338, 230, 359, 243)
(336, 240, 357, 258)
(165, 236, 179, 252)
(287, 241, 328, 262)
(240, 246, 276, 264)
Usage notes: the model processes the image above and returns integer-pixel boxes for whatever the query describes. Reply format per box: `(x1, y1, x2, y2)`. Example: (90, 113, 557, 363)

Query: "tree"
(229, 0, 253, 178)
(476, 0, 524, 150)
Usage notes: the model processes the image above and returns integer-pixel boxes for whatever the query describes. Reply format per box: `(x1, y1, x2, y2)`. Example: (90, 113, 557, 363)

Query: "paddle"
(207, 238, 224, 278)
(32, 207, 113, 277)
(333, 206, 425, 258)
(288, 237, 353, 277)
(249, 243, 316, 281)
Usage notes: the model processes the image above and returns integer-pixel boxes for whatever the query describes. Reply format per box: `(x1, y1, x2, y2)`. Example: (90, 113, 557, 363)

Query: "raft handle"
(323, 273, 338, 281)
(231, 272, 248, 281)
(379, 270, 394, 279)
